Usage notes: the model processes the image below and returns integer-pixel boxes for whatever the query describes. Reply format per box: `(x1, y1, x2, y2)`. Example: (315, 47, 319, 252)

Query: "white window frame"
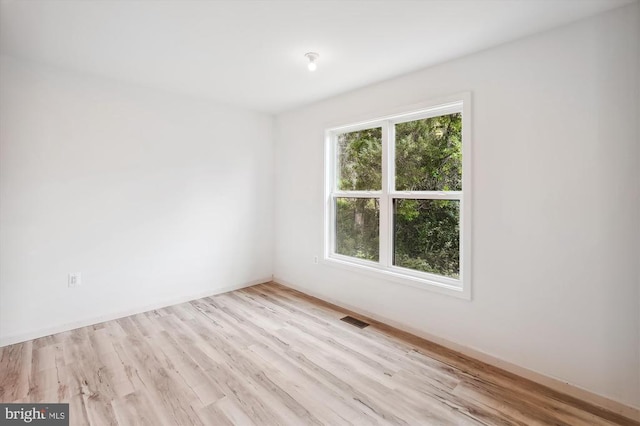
(323, 93, 472, 300)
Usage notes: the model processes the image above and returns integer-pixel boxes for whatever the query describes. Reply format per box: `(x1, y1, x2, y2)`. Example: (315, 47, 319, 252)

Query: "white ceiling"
(0, 0, 634, 113)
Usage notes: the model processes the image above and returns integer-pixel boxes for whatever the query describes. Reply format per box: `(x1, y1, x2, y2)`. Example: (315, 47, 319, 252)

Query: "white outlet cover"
(68, 272, 82, 287)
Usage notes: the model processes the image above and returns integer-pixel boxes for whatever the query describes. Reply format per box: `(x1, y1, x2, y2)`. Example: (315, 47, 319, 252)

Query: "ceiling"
(0, 0, 634, 113)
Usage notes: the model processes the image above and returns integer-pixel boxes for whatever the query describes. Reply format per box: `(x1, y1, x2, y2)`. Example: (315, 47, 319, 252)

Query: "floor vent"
(340, 316, 369, 329)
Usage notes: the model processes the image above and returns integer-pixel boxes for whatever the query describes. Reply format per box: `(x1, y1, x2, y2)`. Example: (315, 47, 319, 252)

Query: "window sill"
(323, 255, 471, 300)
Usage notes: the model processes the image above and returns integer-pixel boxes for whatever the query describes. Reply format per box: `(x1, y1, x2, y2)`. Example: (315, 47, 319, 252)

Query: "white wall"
(274, 4, 640, 409)
(0, 55, 274, 345)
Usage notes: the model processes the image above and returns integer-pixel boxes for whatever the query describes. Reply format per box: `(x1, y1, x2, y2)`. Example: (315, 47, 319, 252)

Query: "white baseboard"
(274, 277, 640, 423)
(0, 277, 271, 348)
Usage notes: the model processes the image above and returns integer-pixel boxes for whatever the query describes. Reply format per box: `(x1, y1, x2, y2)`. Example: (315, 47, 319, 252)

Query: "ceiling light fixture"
(305, 52, 319, 71)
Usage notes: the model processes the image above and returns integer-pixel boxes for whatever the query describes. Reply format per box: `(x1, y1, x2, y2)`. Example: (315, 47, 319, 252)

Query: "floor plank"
(0, 282, 637, 426)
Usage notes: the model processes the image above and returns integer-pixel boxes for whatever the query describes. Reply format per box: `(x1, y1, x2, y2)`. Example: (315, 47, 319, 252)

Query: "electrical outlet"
(313, 256, 318, 264)
(68, 272, 82, 288)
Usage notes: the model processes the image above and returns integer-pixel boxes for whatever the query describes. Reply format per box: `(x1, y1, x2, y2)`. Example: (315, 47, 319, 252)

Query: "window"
(324, 95, 471, 298)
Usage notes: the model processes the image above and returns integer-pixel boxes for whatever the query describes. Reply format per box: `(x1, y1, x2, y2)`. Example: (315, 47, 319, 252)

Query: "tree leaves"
(334, 113, 462, 277)
(337, 128, 382, 191)
(393, 199, 459, 278)
(396, 113, 462, 191)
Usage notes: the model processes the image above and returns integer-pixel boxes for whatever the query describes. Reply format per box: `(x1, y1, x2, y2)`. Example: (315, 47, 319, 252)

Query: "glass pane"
(337, 127, 382, 191)
(335, 197, 379, 262)
(393, 199, 459, 278)
(395, 113, 462, 191)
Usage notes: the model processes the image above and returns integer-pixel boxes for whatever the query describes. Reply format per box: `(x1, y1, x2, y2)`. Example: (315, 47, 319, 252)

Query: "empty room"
(1, 0, 639, 425)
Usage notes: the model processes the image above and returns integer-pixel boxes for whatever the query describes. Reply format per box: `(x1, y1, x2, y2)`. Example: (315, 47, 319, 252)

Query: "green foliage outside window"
(335, 113, 462, 278)
(394, 199, 459, 278)
(394, 113, 461, 277)
(335, 198, 379, 261)
(337, 127, 382, 191)
(396, 114, 462, 191)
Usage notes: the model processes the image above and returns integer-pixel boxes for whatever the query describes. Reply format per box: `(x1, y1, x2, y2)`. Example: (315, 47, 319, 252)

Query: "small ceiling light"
(305, 52, 319, 71)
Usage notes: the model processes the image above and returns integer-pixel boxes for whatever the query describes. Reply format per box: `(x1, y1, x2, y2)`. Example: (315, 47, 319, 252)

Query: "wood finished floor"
(0, 282, 636, 426)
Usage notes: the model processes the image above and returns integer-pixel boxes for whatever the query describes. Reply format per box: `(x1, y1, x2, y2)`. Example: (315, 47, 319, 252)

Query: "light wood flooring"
(0, 282, 637, 425)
